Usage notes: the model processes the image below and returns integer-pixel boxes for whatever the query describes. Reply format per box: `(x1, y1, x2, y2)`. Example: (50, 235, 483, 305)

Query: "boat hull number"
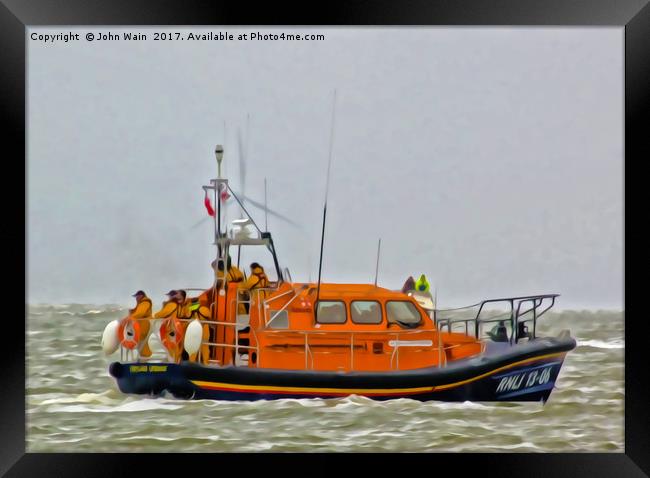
(495, 365, 554, 394)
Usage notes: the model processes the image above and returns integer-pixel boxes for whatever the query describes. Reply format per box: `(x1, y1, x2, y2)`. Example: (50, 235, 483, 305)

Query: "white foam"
(37, 391, 118, 406)
(47, 398, 185, 413)
(578, 339, 624, 350)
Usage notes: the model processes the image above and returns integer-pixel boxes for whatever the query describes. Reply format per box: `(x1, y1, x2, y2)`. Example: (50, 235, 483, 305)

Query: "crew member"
(226, 256, 245, 283)
(213, 255, 245, 285)
(176, 289, 190, 319)
(176, 289, 193, 361)
(414, 274, 430, 293)
(129, 290, 153, 359)
(488, 320, 509, 342)
(154, 290, 180, 319)
(239, 262, 270, 304)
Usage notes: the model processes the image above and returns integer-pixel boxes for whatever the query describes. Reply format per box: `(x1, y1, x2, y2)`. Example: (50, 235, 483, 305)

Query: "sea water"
(27, 306, 623, 452)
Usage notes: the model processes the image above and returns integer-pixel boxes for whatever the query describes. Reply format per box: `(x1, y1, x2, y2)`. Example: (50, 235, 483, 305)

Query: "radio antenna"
(264, 177, 268, 231)
(222, 120, 227, 176)
(373, 238, 382, 286)
(434, 284, 438, 308)
(316, 89, 337, 303)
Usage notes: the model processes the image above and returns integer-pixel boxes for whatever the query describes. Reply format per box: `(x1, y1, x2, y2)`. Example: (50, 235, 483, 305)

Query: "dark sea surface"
(26, 306, 623, 452)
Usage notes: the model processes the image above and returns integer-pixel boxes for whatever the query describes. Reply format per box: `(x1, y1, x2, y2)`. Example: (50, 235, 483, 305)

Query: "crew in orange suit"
(213, 256, 245, 287)
(176, 290, 190, 320)
(226, 257, 245, 284)
(176, 290, 193, 361)
(238, 262, 270, 313)
(239, 262, 269, 296)
(154, 290, 180, 319)
(129, 290, 153, 359)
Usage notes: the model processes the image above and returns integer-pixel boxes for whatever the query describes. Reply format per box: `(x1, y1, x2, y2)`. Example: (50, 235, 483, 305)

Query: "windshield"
(351, 301, 382, 324)
(386, 301, 422, 325)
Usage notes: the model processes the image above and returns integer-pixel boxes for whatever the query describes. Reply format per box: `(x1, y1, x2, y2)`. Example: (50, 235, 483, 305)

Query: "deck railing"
(122, 292, 559, 368)
(200, 285, 285, 365)
(261, 328, 446, 371)
(434, 294, 558, 345)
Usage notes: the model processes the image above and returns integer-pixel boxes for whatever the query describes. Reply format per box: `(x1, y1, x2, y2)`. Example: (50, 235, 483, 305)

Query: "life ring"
(118, 317, 141, 350)
(159, 317, 184, 353)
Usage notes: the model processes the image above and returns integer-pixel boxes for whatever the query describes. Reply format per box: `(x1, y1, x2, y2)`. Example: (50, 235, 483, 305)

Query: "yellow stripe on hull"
(190, 352, 566, 396)
(434, 352, 566, 391)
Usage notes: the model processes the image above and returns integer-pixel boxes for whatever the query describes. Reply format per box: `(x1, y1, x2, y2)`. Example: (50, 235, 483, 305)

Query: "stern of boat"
(108, 362, 196, 399)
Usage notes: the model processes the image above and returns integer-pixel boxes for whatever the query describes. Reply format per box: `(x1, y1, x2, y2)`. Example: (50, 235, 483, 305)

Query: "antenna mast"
(214, 144, 225, 259)
(373, 238, 382, 286)
(264, 178, 268, 231)
(316, 89, 337, 302)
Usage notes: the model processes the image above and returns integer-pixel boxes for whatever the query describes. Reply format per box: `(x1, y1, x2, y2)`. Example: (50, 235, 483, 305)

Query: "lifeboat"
(105, 145, 575, 403)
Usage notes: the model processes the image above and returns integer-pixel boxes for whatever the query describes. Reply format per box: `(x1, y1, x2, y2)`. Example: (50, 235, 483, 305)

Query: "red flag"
(204, 194, 215, 217)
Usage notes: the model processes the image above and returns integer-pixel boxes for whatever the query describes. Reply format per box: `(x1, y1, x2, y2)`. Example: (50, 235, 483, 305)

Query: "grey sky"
(27, 27, 623, 309)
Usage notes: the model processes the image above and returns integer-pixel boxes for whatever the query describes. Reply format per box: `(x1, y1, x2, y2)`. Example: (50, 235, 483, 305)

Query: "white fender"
(101, 320, 120, 355)
(184, 319, 203, 356)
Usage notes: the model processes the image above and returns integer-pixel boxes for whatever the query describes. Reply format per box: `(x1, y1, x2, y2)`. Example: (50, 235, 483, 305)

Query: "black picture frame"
(5, 0, 646, 475)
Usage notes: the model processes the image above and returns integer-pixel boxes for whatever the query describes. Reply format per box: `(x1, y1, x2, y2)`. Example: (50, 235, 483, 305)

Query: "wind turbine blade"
(190, 216, 210, 230)
(241, 194, 300, 227)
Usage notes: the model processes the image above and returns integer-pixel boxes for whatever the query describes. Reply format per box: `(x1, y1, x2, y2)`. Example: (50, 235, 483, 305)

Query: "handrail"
(304, 334, 309, 369)
(261, 328, 443, 371)
(435, 293, 559, 313)
(266, 285, 309, 328)
(514, 295, 555, 341)
(390, 333, 399, 369)
(434, 302, 483, 313)
(195, 292, 263, 367)
(263, 287, 296, 304)
(163, 321, 453, 371)
(261, 327, 438, 335)
(436, 313, 511, 328)
(435, 294, 559, 343)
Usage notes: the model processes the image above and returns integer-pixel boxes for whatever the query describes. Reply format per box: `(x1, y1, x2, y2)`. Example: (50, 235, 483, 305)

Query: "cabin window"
(351, 301, 382, 324)
(386, 301, 422, 325)
(316, 301, 347, 324)
(267, 310, 289, 329)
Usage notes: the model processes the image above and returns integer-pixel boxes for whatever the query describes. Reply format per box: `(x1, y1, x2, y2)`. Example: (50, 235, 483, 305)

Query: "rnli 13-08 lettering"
(496, 367, 552, 394)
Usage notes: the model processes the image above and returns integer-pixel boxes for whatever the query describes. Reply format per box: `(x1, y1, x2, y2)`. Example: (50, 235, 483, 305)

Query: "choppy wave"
(26, 305, 624, 452)
(46, 399, 186, 414)
(578, 339, 624, 350)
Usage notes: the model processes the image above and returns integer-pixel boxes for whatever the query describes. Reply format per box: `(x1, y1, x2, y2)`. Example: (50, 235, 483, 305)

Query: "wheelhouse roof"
(300, 283, 411, 301)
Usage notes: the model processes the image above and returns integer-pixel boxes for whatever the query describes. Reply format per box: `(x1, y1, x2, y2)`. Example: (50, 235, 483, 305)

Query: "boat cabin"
(196, 280, 483, 372)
